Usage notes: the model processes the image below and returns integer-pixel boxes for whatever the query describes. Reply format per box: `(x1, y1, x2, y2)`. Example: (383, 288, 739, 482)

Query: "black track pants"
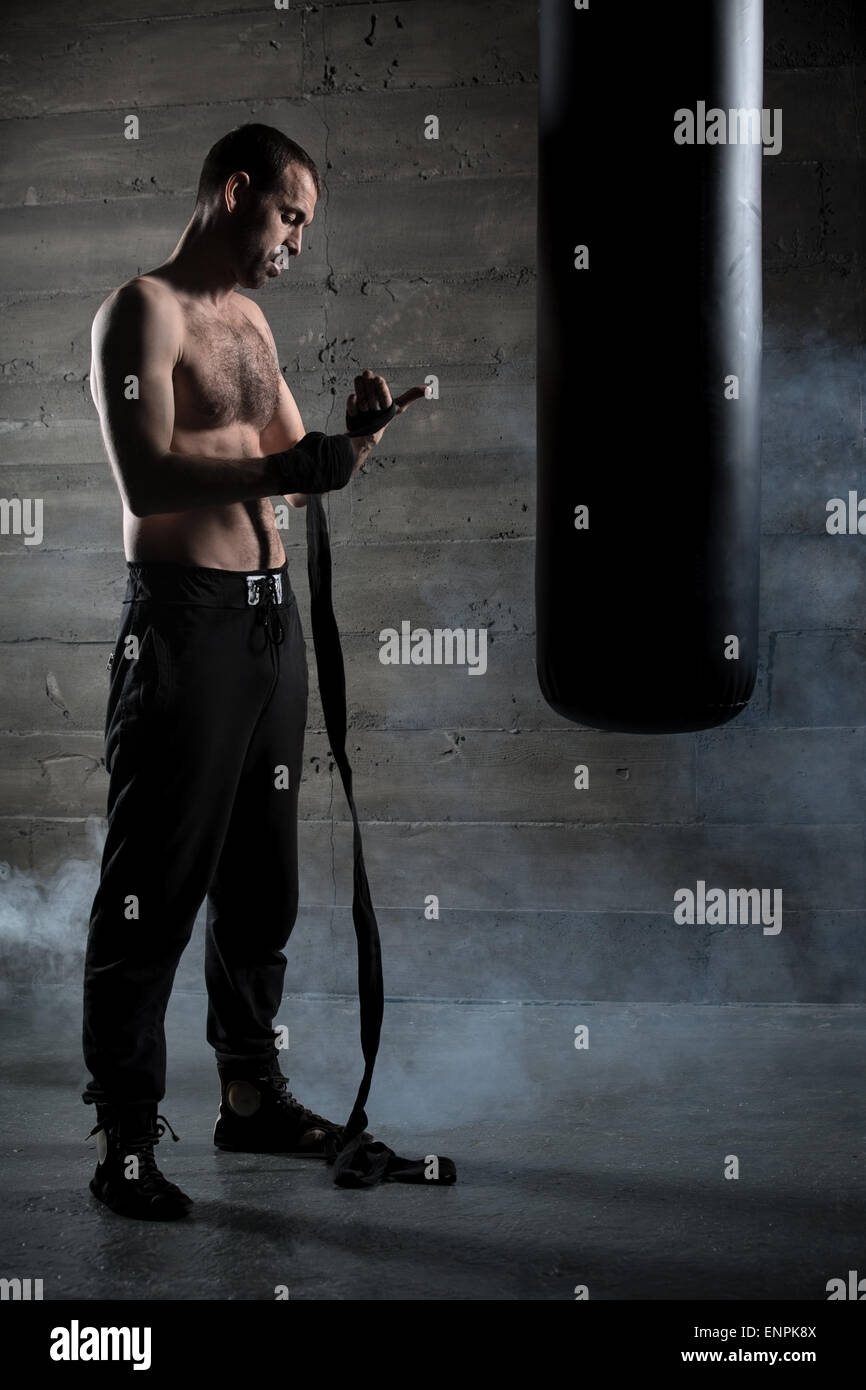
(82, 560, 307, 1109)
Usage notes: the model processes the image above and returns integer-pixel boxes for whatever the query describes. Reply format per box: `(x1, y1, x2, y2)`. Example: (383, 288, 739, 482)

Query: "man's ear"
(224, 170, 251, 215)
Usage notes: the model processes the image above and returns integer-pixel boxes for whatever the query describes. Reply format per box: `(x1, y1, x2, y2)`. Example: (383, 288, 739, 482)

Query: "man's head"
(195, 123, 320, 289)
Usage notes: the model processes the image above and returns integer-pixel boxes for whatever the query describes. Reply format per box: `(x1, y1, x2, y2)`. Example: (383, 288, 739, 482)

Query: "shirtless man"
(82, 123, 424, 1219)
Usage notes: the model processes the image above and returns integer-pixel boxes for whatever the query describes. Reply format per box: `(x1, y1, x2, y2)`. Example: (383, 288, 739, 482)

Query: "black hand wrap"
(269, 431, 355, 495)
(306, 493, 458, 1189)
(345, 400, 398, 436)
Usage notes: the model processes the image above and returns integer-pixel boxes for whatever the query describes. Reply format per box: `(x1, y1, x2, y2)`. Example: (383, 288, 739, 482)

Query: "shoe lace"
(85, 1112, 181, 1182)
(268, 1070, 325, 1125)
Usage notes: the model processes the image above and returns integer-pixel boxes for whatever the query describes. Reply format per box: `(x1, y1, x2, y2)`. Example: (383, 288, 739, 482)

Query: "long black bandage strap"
(305, 490, 456, 1187)
(344, 400, 398, 436)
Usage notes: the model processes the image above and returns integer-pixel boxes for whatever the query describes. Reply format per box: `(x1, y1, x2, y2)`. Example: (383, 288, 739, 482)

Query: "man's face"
(231, 163, 317, 290)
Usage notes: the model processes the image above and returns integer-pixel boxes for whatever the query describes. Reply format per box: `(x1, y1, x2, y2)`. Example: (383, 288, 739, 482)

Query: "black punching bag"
(536, 0, 764, 733)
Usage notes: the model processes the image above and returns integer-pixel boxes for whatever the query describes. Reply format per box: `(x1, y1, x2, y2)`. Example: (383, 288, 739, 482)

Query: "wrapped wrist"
(269, 432, 355, 495)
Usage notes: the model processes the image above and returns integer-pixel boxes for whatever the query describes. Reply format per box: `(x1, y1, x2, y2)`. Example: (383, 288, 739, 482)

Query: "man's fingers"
(352, 374, 368, 411)
(354, 369, 387, 413)
(354, 370, 397, 411)
(348, 377, 427, 424)
(394, 385, 428, 413)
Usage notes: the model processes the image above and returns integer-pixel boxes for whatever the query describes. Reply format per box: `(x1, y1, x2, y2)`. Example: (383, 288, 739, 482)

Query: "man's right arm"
(90, 280, 362, 518)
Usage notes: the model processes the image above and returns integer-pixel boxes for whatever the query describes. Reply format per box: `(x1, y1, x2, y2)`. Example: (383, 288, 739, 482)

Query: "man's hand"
(346, 368, 427, 472)
(287, 369, 426, 507)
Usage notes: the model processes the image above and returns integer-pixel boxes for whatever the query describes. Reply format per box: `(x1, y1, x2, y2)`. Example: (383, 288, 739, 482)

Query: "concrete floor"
(0, 990, 862, 1301)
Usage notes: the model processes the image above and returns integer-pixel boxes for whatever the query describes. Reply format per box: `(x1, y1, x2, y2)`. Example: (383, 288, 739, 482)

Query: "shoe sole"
(90, 1178, 193, 1221)
(213, 1116, 339, 1157)
(213, 1138, 331, 1157)
(213, 1126, 372, 1156)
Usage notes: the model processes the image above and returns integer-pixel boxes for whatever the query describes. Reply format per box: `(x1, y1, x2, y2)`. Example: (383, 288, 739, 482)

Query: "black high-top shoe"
(213, 1058, 366, 1156)
(87, 1104, 193, 1220)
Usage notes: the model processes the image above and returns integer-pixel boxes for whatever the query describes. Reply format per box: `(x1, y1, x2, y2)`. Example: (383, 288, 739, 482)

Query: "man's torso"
(119, 274, 286, 572)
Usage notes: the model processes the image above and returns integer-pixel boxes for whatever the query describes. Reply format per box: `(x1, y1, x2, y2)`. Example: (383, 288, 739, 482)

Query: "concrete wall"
(0, 0, 863, 1002)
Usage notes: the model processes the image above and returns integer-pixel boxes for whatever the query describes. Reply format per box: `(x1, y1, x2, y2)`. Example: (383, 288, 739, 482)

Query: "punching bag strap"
(305, 492, 456, 1188)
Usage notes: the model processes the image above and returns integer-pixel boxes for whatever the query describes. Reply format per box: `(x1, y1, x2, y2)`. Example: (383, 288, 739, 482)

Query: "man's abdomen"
(125, 500, 287, 571)
(123, 423, 288, 571)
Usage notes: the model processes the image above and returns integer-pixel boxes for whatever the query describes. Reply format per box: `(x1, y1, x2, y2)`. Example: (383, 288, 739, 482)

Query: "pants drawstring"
(250, 575, 285, 647)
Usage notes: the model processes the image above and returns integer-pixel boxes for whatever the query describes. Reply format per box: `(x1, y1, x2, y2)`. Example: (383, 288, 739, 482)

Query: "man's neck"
(157, 211, 238, 307)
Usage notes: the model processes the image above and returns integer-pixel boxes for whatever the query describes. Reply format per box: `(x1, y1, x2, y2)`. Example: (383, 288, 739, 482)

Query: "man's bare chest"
(174, 309, 281, 433)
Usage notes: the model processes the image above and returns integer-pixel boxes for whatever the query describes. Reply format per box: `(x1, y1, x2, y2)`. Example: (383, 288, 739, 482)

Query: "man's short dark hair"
(196, 123, 321, 206)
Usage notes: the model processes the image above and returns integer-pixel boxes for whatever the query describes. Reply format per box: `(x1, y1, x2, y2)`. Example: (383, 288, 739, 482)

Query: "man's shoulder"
(93, 275, 182, 332)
